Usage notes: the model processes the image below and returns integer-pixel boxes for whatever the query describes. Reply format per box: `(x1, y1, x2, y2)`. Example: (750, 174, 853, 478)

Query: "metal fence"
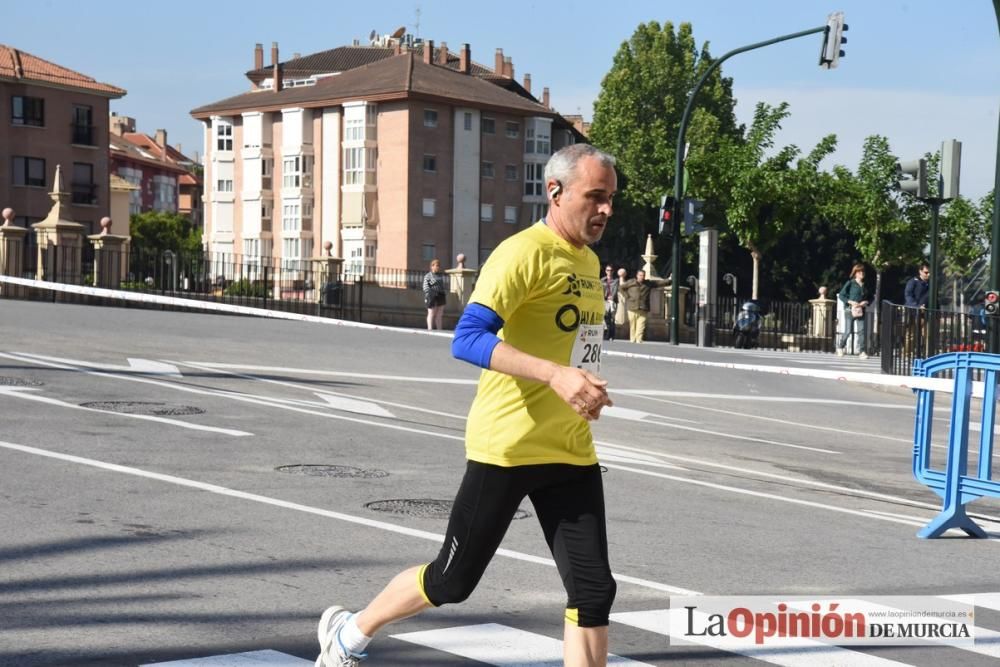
(696, 296, 836, 353)
(880, 301, 988, 378)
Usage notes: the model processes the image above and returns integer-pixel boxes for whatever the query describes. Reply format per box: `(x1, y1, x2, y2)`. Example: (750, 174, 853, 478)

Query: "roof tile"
(0, 44, 125, 96)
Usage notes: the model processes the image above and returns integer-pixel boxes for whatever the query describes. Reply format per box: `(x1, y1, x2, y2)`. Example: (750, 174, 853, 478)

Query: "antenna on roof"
(412, 6, 421, 38)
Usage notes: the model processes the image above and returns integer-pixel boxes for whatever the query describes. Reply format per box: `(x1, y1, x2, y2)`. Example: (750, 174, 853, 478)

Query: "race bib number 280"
(571, 324, 603, 374)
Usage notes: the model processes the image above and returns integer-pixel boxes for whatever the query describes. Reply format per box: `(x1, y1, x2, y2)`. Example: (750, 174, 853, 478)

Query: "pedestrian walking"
(315, 143, 619, 667)
(601, 264, 620, 340)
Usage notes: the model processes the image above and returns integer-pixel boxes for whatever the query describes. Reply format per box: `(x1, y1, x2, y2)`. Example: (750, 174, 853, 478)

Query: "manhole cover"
(80, 401, 205, 416)
(365, 499, 531, 520)
(0, 376, 43, 387)
(276, 464, 389, 479)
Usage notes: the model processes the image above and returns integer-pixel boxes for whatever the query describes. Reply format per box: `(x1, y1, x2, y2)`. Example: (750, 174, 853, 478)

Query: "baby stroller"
(733, 301, 762, 349)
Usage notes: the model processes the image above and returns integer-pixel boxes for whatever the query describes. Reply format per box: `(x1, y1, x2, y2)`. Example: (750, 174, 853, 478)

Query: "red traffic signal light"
(985, 291, 1000, 316)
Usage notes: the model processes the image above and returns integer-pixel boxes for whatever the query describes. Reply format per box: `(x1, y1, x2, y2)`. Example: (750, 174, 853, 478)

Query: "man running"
(316, 143, 619, 667)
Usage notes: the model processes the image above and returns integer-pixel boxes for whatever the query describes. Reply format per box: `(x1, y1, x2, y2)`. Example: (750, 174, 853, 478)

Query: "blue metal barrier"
(912, 352, 1000, 538)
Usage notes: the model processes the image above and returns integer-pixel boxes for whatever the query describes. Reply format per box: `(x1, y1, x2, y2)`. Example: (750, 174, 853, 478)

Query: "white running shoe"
(317, 606, 366, 667)
(859, 352, 868, 359)
(836, 348, 845, 357)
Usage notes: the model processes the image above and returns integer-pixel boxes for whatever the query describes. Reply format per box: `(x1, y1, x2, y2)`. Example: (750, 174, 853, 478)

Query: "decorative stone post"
(310, 241, 345, 305)
(445, 252, 477, 311)
(641, 234, 662, 279)
(31, 165, 85, 284)
(0, 207, 28, 296)
(88, 217, 130, 288)
(809, 285, 837, 338)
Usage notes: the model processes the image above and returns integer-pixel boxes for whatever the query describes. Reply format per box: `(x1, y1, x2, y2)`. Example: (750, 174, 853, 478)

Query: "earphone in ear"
(549, 182, 562, 199)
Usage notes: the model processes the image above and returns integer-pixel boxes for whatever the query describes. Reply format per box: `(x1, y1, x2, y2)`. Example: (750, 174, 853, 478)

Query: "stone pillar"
(88, 217, 130, 288)
(31, 165, 85, 284)
(641, 234, 662, 279)
(445, 252, 477, 311)
(0, 207, 28, 296)
(310, 241, 345, 305)
(810, 286, 837, 337)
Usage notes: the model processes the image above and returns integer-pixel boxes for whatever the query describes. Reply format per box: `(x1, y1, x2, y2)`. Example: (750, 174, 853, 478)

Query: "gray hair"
(543, 143, 616, 186)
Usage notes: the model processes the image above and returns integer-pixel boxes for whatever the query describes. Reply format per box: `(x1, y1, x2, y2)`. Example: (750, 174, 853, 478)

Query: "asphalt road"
(1, 299, 999, 667)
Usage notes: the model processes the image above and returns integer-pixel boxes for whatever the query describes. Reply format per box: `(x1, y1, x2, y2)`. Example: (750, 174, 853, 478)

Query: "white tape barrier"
(0, 275, 976, 396)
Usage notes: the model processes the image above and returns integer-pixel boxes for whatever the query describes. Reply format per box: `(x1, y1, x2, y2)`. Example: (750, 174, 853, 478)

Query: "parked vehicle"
(733, 301, 762, 349)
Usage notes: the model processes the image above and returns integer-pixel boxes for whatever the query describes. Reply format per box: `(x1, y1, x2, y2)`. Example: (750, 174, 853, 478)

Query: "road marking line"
(0, 388, 251, 436)
(390, 623, 652, 666)
(942, 593, 1000, 612)
(314, 392, 395, 418)
(0, 439, 697, 596)
(611, 609, 910, 666)
(142, 649, 311, 665)
(614, 391, 912, 408)
(182, 361, 477, 385)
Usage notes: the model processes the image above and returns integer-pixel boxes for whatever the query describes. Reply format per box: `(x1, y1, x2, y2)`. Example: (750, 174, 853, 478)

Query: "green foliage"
(589, 20, 740, 270)
(940, 194, 990, 278)
(222, 279, 267, 298)
(129, 211, 202, 257)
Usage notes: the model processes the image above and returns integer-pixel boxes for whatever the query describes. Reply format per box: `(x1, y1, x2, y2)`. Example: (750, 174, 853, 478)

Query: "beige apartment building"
(190, 34, 582, 274)
(0, 44, 125, 233)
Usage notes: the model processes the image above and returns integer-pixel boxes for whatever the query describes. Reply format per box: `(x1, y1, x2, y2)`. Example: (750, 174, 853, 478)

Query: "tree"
(589, 20, 741, 270)
(129, 211, 202, 257)
(825, 135, 925, 311)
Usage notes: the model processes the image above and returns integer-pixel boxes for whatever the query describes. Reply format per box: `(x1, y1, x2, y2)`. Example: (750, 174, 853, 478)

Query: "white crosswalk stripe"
(140, 593, 1000, 666)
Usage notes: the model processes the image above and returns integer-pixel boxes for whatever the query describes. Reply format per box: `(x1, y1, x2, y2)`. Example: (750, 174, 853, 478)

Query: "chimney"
(459, 44, 470, 73)
(254, 43, 263, 70)
(494, 48, 503, 75)
(155, 129, 168, 149)
(542, 87, 550, 109)
(523, 73, 531, 93)
(109, 113, 135, 136)
(423, 39, 434, 64)
(437, 41, 448, 65)
(271, 41, 282, 92)
(394, 41, 402, 55)
(503, 56, 513, 79)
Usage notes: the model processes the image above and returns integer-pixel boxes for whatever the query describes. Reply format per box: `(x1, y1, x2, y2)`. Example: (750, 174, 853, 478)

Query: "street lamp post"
(668, 17, 844, 344)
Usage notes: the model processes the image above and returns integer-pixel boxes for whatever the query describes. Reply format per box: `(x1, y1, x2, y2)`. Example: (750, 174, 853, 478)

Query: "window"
(283, 156, 301, 188)
(424, 109, 438, 127)
(504, 205, 517, 224)
(505, 164, 518, 181)
(524, 163, 544, 196)
(422, 243, 436, 261)
(422, 198, 436, 217)
(11, 96, 44, 127)
(282, 203, 300, 232)
(423, 154, 437, 173)
(463, 112, 472, 131)
(345, 117, 365, 142)
(12, 156, 45, 187)
(216, 122, 233, 151)
(482, 118, 495, 134)
(71, 162, 96, 205)
(71, 105, 94, 145)
(343, 146, 376, 185)
(366, 104, 377, 126)
(262, 159, 272, 189)
(531, 203, 549, 221)
(216, 179, 233, 192)
(118, 166, 142, 214)
(480, 203, 494, 222)
(152, 174, 176, 211)
(481, 161, 494, 178)
(526, 126, 550, 155)
(262, 201, 272, 219)
(505, 121, 520, 138)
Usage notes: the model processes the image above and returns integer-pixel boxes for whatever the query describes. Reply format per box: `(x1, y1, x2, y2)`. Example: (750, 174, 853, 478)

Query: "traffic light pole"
(929, 199, 942, 312)
(669, 25, 827, 344)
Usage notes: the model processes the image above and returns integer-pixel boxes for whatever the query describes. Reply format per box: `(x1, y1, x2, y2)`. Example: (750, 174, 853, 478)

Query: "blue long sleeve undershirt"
(451, 303, 504, 369)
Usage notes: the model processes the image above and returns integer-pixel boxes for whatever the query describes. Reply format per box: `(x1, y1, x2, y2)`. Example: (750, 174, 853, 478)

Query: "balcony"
(71, 182, 98, 206)
(71, 123, 96, 146)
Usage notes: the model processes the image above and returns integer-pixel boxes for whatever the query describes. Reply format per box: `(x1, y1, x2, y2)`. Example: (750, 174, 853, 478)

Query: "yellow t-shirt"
(465, 221, 604, 467)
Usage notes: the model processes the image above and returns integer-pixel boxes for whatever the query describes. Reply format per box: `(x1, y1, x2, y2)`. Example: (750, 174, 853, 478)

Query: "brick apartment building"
(0, 44, 125, 234)
(109, 113, 203, 229)
(190, 33, 583, 274)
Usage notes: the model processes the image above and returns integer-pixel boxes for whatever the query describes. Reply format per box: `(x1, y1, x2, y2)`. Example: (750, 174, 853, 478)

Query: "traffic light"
(658, 195, 675, 234)
(819, 11, 848, 69)
(896, 158, 928, 199)
(985, 291, 1000, 316)
(683, 198, 705, 235)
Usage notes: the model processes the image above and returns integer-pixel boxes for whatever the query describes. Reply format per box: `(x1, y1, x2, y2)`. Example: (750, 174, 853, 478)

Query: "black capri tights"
(419, 461, 617, 627)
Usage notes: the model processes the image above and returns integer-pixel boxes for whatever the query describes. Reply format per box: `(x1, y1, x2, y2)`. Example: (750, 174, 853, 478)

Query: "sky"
(8, 0, 999, 199)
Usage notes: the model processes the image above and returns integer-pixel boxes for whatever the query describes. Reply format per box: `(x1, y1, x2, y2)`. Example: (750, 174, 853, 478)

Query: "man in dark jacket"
(905, 263, 930, 309)
(620, 269, 669, 342)
(600, 265, 620, 341)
